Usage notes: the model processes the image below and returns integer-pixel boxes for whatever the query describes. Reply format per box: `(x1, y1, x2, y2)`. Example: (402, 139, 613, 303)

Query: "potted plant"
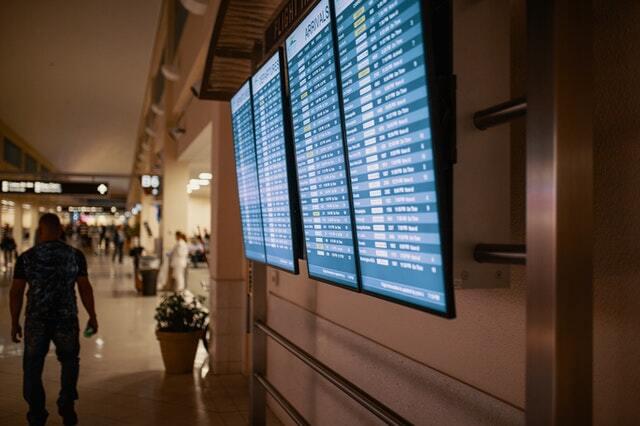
(155, 291, 208, 374)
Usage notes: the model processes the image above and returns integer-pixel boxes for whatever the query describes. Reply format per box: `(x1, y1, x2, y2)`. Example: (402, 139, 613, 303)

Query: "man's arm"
(77, 277, 98, 332)
(9, 279, 26, 342)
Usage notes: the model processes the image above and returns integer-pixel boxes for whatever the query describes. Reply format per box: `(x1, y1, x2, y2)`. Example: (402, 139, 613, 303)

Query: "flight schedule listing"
(251, 54, 297, 272)
(334, 0, 449, 312)
(230, 81, 266, 263)
(286, 0, 358, 288)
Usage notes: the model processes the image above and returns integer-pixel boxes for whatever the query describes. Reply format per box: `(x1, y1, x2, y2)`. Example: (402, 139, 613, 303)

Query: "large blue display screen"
(334, 0, 449, 313)
(286, 0, 358, 288)
(230, 81, 266, 263)
(251, 53, 298, 272)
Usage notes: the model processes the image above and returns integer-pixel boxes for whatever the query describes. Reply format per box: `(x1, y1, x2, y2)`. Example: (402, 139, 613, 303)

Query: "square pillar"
(208, 101, 246, 374)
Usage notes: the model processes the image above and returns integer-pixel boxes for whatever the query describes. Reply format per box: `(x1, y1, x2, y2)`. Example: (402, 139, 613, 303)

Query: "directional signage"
(1, 180, 109, 196)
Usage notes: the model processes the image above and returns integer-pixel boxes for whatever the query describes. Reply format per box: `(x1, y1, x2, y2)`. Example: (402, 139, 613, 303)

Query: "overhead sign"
(265, 0, 317, 54)
(141, 175, 161, 189)
(0, 180, 109, 196)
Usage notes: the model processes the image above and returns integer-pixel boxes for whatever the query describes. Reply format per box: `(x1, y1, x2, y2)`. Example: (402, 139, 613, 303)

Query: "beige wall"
(187, 195, 210, 237)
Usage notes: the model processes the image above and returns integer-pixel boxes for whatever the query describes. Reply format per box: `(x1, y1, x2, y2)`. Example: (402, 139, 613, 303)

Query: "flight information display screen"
(230, 81, 266, 263)
(285, 0, 358, 288)
(334, 0, 451, 314)
(251, 53, 298, 272)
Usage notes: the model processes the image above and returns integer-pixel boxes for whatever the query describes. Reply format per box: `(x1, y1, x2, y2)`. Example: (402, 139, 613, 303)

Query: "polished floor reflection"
(0, 254, 279, 425)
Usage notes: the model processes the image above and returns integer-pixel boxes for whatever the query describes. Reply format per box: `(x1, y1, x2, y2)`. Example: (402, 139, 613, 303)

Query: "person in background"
(112, 225, 125, 264)
(188, 237, 206, 268)
(1, 227, 18, 269)
(169, 231, 189, 291)
(9, 213, 98, 426)
(103, 225, 113, 255)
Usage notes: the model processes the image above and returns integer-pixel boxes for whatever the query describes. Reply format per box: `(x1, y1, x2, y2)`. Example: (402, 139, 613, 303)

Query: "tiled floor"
(0, 254, 281, 425)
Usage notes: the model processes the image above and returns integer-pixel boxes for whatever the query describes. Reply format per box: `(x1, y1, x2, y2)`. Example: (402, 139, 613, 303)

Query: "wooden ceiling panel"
(201, 0, 283, 100)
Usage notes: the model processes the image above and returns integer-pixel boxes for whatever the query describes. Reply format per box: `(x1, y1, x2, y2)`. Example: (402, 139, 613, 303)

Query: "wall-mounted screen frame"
(332, 0, 455, 318)
(230, 79, 267, 263)
(285, 0, 360, 290)
(251, 50, 301, 274)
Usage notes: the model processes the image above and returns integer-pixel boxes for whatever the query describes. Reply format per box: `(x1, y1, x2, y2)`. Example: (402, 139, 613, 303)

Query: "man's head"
(37, 213, 63, 242)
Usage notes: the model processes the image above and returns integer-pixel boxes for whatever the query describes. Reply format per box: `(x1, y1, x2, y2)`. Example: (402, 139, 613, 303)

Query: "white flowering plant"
(155, 290, 208, 332)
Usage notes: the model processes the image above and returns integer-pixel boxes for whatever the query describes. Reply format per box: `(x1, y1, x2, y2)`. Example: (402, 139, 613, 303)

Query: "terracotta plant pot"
(156, 330, 203, 374)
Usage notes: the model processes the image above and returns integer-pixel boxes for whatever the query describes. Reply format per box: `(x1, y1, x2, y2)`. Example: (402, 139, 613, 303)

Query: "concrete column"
(140, 194, 160, 254)
(208, 102, 246, 374)
(161, 125, 190, 256)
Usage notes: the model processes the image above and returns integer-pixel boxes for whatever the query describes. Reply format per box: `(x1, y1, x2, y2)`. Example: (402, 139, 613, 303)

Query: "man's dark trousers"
(23, 317, 80, 425)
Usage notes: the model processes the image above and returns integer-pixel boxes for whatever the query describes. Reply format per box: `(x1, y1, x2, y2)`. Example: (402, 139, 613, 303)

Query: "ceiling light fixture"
(161, 64, 180, 82)
(169, 127, 186, 141)
(144, 126, 157, 138)
(151, 103, 165, 116)
(191, 80, 202, 98)
(180, 0, 208, 15)
(198, 172, 213, 180)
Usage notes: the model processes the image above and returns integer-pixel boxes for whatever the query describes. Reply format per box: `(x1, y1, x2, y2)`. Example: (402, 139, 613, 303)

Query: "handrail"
(254, 373, 310, 426)
(254, 320, 411, 426)
(473, 97, 527, 130)
(474, 244, 526, 265)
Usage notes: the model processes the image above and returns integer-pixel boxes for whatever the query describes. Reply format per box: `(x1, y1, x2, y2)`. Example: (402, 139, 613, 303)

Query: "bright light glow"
(22, 204, 31, 209)
(188, 180, 201, 191)
(198, 172, 213, 180)
(110, 206, 117, 213)
(197, 179, 210, 186)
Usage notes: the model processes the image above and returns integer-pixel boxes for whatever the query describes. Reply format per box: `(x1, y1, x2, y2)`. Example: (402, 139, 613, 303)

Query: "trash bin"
(130, 246, 144, 292)
(139, 256, 160, 296)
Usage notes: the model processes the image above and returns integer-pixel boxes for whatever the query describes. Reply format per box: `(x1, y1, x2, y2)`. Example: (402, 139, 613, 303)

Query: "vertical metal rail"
(526, 1, 593, 424)
(250, 262, 268, 425)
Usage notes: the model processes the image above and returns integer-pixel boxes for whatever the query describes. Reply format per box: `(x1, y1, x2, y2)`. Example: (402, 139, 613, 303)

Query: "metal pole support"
(473, 97, 527, 130)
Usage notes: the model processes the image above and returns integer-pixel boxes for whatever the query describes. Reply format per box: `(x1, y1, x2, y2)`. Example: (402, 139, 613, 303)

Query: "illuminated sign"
(286, 0, 358, 288)
(141, 175, 161, 189)
(0, 180, 109, 195)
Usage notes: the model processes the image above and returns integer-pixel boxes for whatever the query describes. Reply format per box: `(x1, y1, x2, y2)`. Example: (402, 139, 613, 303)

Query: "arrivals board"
(334, 0, 452, 315)
(230, 81, 266, 263)
(251, 53, 299, 272)
(285, 0, 358, 288)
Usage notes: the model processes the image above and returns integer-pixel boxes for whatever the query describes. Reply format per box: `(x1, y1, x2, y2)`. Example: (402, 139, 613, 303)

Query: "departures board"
(230, 81, 267, 263)
(285, 0, 359, 289)
(334, 0, 453, 315)
(251, 53, 299, 273)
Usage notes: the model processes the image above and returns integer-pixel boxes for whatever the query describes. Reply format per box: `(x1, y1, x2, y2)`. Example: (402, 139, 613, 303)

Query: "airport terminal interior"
(0, 0, 637, 425)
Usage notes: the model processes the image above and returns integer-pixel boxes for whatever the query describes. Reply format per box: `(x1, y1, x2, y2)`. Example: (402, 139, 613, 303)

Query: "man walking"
(9, 213, 98, 426)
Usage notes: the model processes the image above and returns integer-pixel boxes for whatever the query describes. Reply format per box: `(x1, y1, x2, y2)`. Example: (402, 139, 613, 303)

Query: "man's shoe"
(58, 404, 78, 425)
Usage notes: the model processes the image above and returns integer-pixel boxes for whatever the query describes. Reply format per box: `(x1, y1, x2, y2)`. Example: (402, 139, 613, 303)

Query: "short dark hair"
(39, 213, 61, 231)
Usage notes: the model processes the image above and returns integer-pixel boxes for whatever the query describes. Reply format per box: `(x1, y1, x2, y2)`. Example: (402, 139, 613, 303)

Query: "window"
(3, 138, 22, 168)
(25, 154, 38, 173)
